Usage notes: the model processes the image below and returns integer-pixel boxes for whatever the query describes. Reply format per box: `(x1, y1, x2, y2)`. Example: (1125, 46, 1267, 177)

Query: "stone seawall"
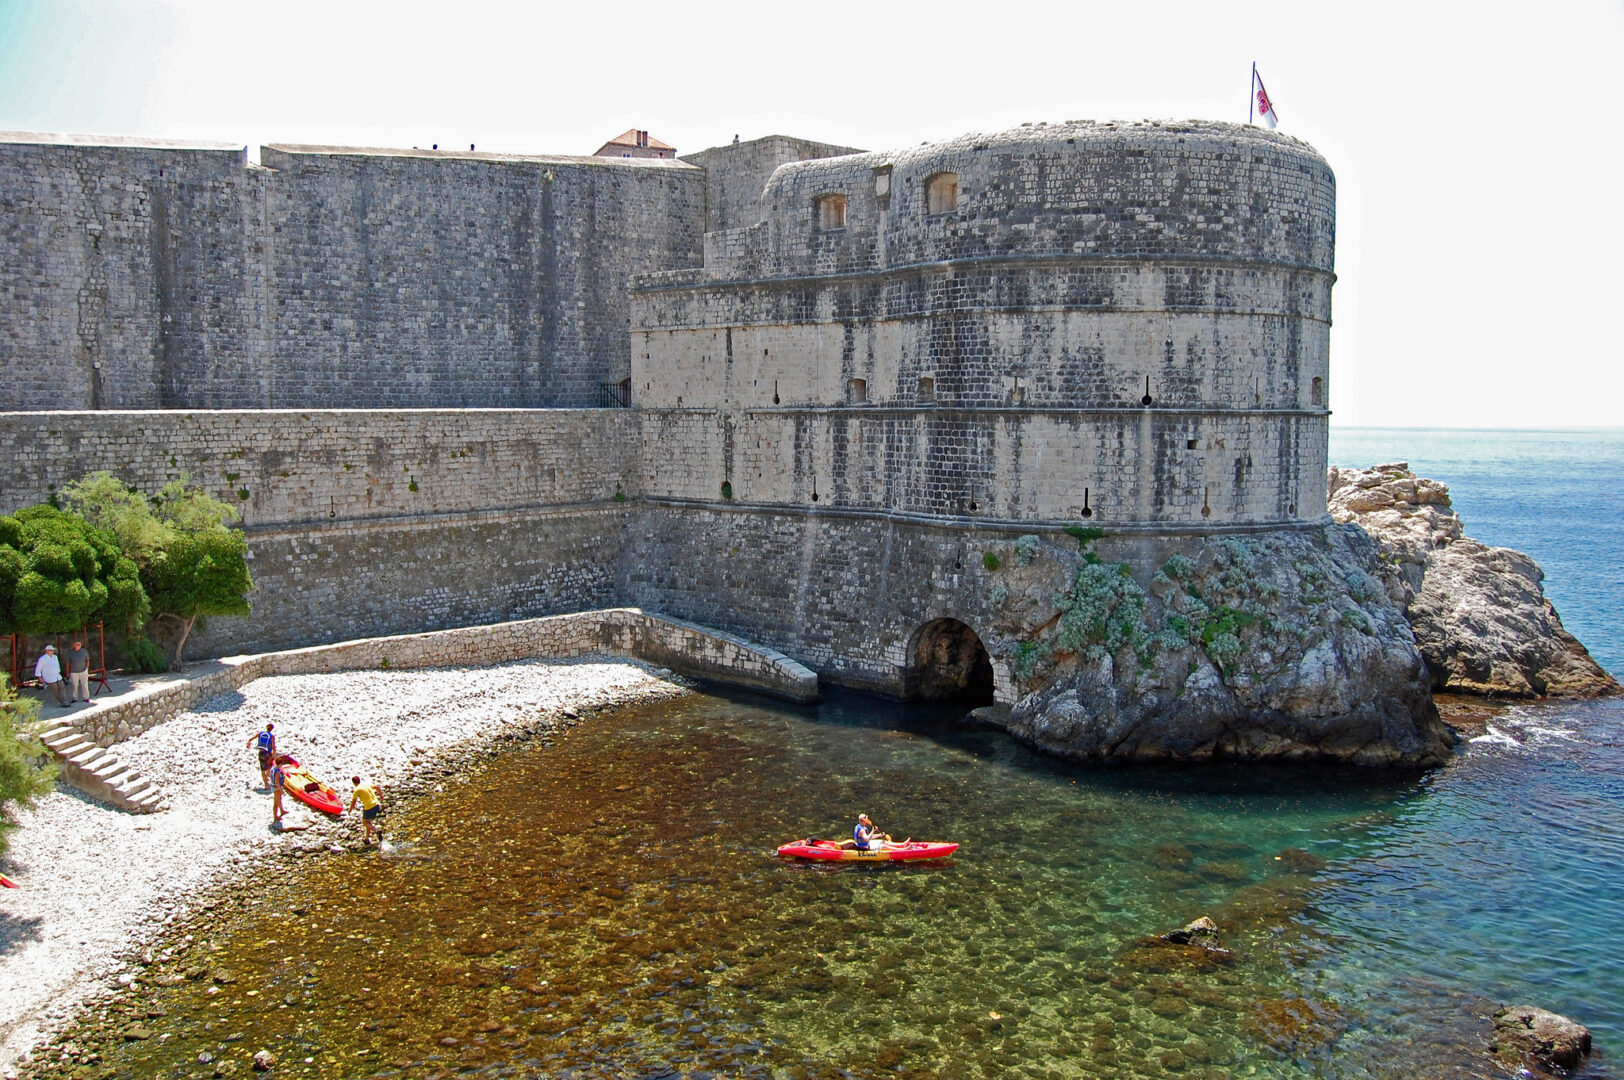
(63, 608, 818, 750)
(624, 502, 1319, 701)
(0, 409, 641, 655)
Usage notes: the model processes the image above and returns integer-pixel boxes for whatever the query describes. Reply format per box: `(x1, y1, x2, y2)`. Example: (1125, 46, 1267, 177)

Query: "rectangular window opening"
(817, 194, 847, 230)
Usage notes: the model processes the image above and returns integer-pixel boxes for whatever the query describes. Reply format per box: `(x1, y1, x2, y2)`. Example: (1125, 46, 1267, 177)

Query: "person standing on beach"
(33, 644, 67, 706)
(246, 723, 276, 788)
(348, 777, 382, 845)
(268, 756, 287, 825)
(66, 640, 93, 704)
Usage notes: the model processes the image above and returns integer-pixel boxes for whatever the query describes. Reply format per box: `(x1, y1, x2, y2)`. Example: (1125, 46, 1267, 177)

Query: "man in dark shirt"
(66, 640, 93, 704)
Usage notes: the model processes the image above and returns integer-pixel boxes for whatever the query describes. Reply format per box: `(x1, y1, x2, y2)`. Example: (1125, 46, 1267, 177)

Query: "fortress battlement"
(0, 119, 1348, 710)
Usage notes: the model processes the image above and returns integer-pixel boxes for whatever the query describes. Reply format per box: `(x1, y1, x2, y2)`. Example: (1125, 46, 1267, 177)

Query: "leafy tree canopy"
(0, 505, 146, 636)
(61, 472, 250, 666)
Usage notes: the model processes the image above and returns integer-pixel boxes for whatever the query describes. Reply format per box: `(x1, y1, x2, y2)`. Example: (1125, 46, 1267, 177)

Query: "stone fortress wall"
(632, 121, 1334, 530)
(0, 409, 639, 654)
(0, 122, 1339, 703)
(0, 134, 706, 410)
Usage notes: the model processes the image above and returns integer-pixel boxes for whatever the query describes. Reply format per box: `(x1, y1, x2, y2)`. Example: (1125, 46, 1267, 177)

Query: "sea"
(1329, 426, 1624, 677)
(81, 428, 1624, 1080)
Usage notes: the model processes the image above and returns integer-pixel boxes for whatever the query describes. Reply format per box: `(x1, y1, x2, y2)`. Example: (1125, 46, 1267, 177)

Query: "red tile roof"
(601, 128, 674, 151)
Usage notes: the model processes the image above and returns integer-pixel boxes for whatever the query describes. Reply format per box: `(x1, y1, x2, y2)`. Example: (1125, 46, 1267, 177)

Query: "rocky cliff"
(975, 525, 1455, 767)
(1328, 463, 1617, 698)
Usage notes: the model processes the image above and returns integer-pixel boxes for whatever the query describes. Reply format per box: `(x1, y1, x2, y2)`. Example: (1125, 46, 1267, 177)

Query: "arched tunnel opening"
(907, 618, 996, 707)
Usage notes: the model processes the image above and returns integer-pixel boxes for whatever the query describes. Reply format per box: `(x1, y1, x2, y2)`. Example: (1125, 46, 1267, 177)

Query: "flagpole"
(1249, 62, 1256, 125)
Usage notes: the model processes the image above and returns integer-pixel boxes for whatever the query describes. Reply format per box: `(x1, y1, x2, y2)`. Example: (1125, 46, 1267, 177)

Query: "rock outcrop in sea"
(973, 524, 1454, 767)
(1329, 463, 1618, 698)
(1490, 1004, 1593, 1074)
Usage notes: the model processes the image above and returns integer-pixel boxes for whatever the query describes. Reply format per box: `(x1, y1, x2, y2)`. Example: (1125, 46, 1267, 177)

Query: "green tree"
(0, 674, 58, 857)
(62, 472, 252, 667)
(0, 505, 147, 636)
(146, 530, 252, 666)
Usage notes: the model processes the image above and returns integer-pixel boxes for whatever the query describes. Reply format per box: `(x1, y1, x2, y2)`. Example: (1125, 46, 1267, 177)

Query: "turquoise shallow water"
(80, 427, 1624, 1078)
(1329, 426, 1624, 677)
(87, 688, 1624, 1080)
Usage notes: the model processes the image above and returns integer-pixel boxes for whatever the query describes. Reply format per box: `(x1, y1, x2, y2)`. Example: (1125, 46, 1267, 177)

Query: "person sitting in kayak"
(848, 813, 907, 851)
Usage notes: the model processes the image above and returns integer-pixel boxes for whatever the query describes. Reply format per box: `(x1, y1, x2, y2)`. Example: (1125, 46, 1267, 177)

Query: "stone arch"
(905, 618, 995, 706)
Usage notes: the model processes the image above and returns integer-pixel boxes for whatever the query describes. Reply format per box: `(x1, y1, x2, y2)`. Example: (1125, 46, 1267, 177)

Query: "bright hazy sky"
(1, 0, 1620, 428)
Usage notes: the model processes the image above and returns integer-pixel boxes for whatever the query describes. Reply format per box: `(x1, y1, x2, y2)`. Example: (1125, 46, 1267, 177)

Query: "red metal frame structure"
(4, 622, 111, 697)
(89, 622, 110, 695)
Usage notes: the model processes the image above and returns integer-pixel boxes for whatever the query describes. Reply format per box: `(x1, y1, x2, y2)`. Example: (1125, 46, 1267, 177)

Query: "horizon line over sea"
(1326, 425, 1623, 679)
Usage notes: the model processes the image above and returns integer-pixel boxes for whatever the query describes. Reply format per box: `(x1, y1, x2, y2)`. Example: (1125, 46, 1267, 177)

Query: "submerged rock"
(1490, 1005, 1592, 1073)
(1159, 915, 1227, 954)
(1329, 463, 1618, 698)
(981, 525, 1453, 767)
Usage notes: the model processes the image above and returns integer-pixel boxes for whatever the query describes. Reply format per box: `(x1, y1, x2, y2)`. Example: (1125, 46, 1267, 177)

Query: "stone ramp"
(36, 723, 166, 814)
(17, 609, 813, 818)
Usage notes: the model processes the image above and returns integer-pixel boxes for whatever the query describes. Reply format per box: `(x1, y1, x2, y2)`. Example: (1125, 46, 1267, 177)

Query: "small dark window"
(926, 172, 958, 214)
(847, 378, 867, 404)
(1311, 377, 1323, 406)
(1186, 439, 1199, 450)
(872, 165, 892, 205)
(918, 376, 936, 403)
(816, 194, 847, 230)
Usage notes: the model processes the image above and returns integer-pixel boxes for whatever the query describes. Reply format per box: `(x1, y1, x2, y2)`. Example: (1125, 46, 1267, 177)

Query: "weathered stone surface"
(985, 525, 1452, 766)
(0, 121, 1456, 771)
(251, 1048, 277, 1071)
(35, 608, 816, 756)
(1490, 1005, 1592, 1073)
(1330, 463, 1617, 698)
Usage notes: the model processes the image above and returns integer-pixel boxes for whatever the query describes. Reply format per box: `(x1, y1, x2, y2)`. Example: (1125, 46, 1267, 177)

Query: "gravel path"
(0, 657, 689, 1070)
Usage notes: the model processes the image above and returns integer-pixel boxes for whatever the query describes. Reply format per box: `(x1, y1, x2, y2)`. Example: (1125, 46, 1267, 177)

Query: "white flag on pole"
(1252, 65, 1279, 129)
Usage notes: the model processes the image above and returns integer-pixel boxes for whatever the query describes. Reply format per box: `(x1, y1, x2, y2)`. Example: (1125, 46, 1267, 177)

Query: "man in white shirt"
(33, 644, 67, 706)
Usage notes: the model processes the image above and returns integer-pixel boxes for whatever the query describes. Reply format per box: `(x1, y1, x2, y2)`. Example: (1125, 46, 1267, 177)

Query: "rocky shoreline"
(967, 465, 1615, 768)
(1329, 463, 1618, 699)
(0, 657, 693, 1074)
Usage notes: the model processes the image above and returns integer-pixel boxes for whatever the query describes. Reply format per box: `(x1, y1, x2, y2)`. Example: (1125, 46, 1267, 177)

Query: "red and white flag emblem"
(1251, 65, 1279, 129)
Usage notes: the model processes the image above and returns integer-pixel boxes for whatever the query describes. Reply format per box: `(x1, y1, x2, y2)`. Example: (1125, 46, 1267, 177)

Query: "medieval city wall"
(0, 122, 1348, 704)
(0, 134, 705, 411)
(682, 135, 863, 235)
(633, 407, 1326, 525)
(0, 409, 639, 652)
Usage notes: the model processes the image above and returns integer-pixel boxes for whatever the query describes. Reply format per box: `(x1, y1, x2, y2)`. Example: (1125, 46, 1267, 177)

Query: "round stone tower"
(623, 119, 1415, 735)
(632, 119, 1335, 531)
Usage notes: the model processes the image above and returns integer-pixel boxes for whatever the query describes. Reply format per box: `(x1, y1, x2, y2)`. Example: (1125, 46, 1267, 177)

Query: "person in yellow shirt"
(348, 776, 382, 844)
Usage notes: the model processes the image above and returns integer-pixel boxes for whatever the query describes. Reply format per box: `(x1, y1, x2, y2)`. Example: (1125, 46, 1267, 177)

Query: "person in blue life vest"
(246, 723, 276, 788)
(850, 813, 907, 851)
(268, 756, 288, 825)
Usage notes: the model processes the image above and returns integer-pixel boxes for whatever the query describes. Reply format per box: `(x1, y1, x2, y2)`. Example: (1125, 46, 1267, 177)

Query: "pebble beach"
(0, 657, 691, 1071)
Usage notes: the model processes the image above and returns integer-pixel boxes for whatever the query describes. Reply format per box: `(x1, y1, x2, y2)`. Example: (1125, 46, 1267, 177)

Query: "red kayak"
(776, 838, 959, 862)
(274, 754, 344, 816)
(0, 872, 17, 888)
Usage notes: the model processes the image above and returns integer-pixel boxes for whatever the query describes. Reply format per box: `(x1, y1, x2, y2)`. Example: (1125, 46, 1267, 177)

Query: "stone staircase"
(37, 723, 167, 814)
